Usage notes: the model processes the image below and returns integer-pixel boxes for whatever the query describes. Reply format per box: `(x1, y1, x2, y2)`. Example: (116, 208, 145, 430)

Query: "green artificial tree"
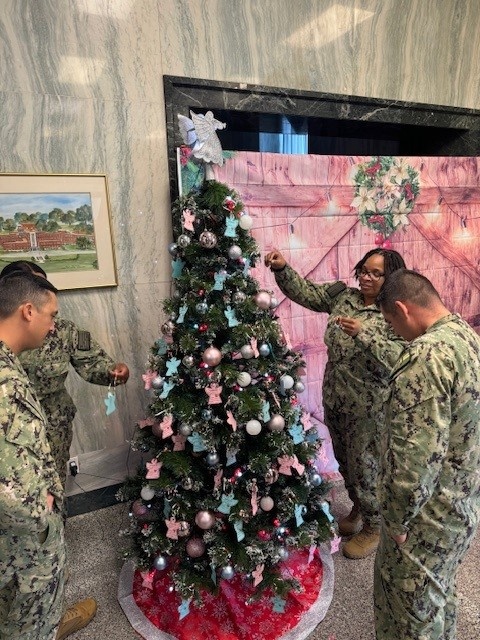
(122, 179, 334, 608)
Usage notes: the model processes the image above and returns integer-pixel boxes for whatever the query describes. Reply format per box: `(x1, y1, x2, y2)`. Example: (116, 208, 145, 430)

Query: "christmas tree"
(122, 178, 334, 611)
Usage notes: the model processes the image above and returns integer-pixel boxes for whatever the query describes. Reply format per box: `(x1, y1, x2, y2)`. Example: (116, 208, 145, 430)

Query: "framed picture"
(0, 174, 117, 290)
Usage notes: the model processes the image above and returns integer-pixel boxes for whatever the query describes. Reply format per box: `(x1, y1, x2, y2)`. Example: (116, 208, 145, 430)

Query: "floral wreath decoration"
(350, 156, 420, 246)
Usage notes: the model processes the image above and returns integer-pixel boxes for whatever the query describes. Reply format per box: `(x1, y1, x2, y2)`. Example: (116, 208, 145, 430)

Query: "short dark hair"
(0, 273, 57, 319)
(0, 260, 47, 278)
(354, 248, 406, 279)
(376, 269, 442, 313)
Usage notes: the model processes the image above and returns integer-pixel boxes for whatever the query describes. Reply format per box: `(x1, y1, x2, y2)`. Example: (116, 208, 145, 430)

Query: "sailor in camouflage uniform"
(265, 248, 406, 559)
(0, 272, 65, 638)
(1, 261, 129, 488)
(375, 269, 480, 639)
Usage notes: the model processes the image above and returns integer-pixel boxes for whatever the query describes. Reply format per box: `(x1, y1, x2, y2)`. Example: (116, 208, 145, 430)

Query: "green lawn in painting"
(0, 253, 98, 274)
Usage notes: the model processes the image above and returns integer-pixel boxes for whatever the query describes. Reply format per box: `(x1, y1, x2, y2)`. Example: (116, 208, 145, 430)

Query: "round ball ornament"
(177, 234, 191, 248)
(178, 521, 191, 537)
(167, 242, 178, 256)
(206, 451, 220, 466)
(153, 555, 168, 571)
(161, 320, 175, 336)
(259, 496, 274, 511)
(203, 346, 222, 367)
(268, 414, 285, 432)
(140, 486, 155, 501)
(255, 291, 272, 310)
(151, 375, 164, 390)
(182, 355, 195, 368)
(195, 510, 216, 530)
(259, 343, 271, 357)
(280, 374, 295, 390)
(294, 381, 306, 393)
(238, 214, 253, 230)
(310, 472, 323, 487)
(132, 499, 148, 518)
(233, 291, 246, 304)
(227, 245, 242, 260)
(199, 231, 218, 249)
(240, 344, 255, 359)
(220, 565, 235, 580)
(245, 419, 262, 436)
(201, 409, 213, 420)
(269, 296, 279, 309)
(237, 372, 252, 387)
(179, 423, 192, 436)
(278, 547, 289, 561)
(186, 538, 206, 558)
(196, 302, 208, 315)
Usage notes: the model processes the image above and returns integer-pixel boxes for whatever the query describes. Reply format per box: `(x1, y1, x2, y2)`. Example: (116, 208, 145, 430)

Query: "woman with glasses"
(265, 247, 406, 559)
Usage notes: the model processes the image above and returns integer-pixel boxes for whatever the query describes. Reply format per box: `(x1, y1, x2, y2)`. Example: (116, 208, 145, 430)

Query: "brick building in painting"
(0, 223, 93, 252)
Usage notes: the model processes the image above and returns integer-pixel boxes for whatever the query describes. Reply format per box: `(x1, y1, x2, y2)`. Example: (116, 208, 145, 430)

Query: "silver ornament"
(259, 343, 270, 357)
(206, 451, 219, 466)
(151, 375, 164, 389)
(238, 214, 253, 230)
(310, 473, 322, 487)
(168, 242, 178, 256)
(237, 372, 251, 387)
(177, 234, 191, 248)
(279, 374, 294, 390)
(195, 302, 208, 315)
(255, 291, 271, 310)
(202, 409, 213, 420)
(277, 547, 289, 561)
(140, 486, 155, 501)
(245, 419, 262, 435)
(233, 291, 246, 304)
(182, 355, 195, 368)
(240, 344, 255, 359)
(179, 423, 192, 436)
(220, 565, 235, 580)
(153, 555, 168, 570)
(269, 296, 279, 309)
(199, 231, 218, 249)
(294, 381, 306, 393)
(227, 245, 242, 260)
(161, 320, 175, 336)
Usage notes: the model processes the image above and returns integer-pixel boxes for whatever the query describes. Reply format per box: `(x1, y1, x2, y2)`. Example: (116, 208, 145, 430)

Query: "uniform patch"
(327, 282, 347, 298)
(77, 330, 91, 351)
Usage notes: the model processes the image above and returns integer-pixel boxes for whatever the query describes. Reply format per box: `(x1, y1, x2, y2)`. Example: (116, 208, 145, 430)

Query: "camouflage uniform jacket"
(0, 341, 62, 547)
(381, 313, 480, 538)
(275, 265, 405, 414)
(18, 317, 116, 426)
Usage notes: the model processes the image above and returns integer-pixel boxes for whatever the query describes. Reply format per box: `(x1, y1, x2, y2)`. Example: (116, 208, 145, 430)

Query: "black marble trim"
(66, 483, 123, 517)
(163, 75, 480, 200)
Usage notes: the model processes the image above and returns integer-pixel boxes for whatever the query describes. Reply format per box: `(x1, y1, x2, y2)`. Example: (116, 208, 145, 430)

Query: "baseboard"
(66, 482, 124, 517)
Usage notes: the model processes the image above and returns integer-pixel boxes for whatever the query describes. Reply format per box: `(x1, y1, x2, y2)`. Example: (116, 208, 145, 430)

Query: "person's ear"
(20, 302, 34, 322)
(394, 300, 409, 319)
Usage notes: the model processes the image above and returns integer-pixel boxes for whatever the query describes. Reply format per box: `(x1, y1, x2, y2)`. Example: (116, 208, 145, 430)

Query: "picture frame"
(0, 173, 117, 290)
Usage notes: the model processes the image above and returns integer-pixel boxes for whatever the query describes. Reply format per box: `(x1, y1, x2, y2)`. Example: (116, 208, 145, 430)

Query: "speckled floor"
(65, 487, 479, 639)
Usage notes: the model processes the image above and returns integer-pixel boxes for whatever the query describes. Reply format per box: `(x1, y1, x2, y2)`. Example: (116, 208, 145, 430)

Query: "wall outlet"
(68, 456, 80, 476)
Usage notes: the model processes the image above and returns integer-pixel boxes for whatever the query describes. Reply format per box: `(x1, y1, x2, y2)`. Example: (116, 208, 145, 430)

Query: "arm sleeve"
(354, 322, 406, 370)
(274, 264, 345, 314)
(70, 323, 117, 386)
(381, 351, 451, 536)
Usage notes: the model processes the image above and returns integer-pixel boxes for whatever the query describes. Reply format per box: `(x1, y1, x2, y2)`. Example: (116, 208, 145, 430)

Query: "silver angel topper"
(177, 110, 226, 166)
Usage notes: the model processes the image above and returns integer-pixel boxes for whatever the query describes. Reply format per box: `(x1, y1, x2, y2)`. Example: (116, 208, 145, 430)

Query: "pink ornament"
(260, 496, 274, 511)
(255, 291, 272, 310)
(382, 238, 393, 249)
(195, 510, 216, 530)
(202, 346, 222, 366)
(374, 232, 384, 246)
(132, 499, 148, 518)
(268, 414, 285, 432)
(186, 537, 206, 558)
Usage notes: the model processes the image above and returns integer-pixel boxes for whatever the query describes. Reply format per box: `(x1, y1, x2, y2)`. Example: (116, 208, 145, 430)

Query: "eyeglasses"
(356, 268, 385, 281)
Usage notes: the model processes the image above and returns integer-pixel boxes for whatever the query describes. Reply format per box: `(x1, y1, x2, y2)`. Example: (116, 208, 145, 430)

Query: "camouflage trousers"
(44, 414, 76, 490)
(324, 405, 381, 527)
(374, 522, 476, 639)
(0, 511, 66, 639)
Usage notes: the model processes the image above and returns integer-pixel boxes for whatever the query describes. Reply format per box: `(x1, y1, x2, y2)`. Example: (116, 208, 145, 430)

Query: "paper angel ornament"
(177, 110, 226, 166)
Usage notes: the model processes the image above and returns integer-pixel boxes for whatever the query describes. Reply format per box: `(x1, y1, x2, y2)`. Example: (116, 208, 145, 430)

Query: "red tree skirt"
(118, 545, 334, 640)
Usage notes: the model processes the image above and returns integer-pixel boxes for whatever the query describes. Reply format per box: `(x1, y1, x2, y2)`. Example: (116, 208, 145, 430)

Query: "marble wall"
(1, 0, 479, 497)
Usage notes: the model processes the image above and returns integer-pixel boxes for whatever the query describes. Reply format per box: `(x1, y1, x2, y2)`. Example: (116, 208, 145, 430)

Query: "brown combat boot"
(338, 506, 362, 536)
(56, 598, 97, 640)
(342, 525, 380, 559)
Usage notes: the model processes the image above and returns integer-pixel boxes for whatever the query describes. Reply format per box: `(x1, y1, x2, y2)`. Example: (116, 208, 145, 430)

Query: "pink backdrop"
(213, 153, 480, 476)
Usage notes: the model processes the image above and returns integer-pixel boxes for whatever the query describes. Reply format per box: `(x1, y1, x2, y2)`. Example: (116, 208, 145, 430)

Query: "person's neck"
(418, 306, 451, 334)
